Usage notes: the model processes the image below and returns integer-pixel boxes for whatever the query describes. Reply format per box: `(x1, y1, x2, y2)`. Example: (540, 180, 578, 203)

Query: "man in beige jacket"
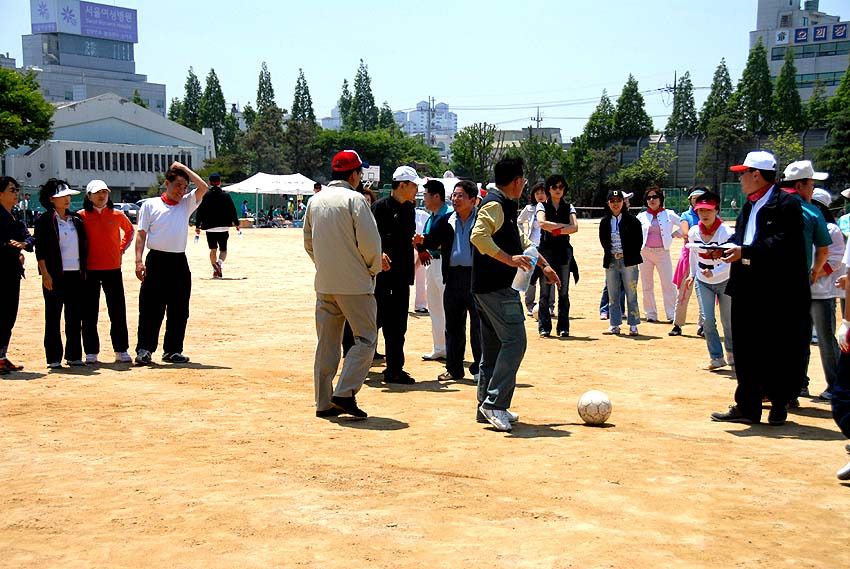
(304, 150, 382, 419)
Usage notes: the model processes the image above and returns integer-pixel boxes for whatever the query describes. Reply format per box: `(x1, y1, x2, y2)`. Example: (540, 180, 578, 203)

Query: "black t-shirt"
(538, 199, 574, 266)
(372, 195, 415, 283)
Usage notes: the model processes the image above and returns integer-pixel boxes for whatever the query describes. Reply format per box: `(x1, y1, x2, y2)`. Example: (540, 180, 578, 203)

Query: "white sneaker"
(505, 409, 519, 422)
(838, 460, 850, 481)
(115, 351, 133, 363)
(421, 352, 446, 361)
(708, 358, 727, 370)
(85, 353, 98, 364)
(602, 326, 620, 335)
(629, 325, 639, 336)
(479, 405, 512, 432)
(47, 361, 62, 369)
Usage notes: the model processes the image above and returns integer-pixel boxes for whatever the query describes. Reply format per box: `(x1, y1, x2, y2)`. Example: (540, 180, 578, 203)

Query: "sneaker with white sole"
(629, 325, 639, 336)
(479, 405, 512, 432)
(135, 349, 152, 365)
(602, 326, 620, 335)
(85, 353, 98, 364)
(115, 351, 133, 363)
(66, 359, 86, 366)
(47, 361, 62, 369)
(162, 352, 190, 363)
(477, 409, 519, 423)
(708, 358, 727, 370)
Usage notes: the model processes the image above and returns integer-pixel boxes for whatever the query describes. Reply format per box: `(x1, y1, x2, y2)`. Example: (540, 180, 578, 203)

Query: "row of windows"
(771, 40, 850, 60)
(64, 149, 193, 173)
(796, 70, 846, 88)
(56, 33, 134, 62)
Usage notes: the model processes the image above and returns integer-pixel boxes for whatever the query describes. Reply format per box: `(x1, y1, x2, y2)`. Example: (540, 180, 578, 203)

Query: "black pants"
(82, 269, 129, 355)
(732, 292, 809, 420)
(42, 270, 84, 363)
(0, 273, 21, 352)
(833, 352, 850, 439)
(375, 272, 409, 374)
(136, 250, 191, 355)
(538, 254, 573, 335)
(444, 267, 481, 378)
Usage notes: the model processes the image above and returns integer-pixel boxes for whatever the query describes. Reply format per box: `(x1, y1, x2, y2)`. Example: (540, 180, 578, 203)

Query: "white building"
(4, 93, 215, 201)
(395, 101, 458, 139)
(320, 106, 342, 130)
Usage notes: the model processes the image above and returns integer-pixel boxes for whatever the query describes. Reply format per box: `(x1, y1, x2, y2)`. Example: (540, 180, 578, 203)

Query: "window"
(780, 14, 791, 28)
(119, 153, 125, 171)
(65, 150, 73, 169)
(772, 47, 786, 60)
(82, 151, 89, 170)
(187, 155, 192, 169)
(147, 153, 153, 171)
(97, 151, 103, 170)
(818, 42, 837, 56)
(104, 152, 110, 171)
(90, 151, 96, 170)
(133, 154, 139, 172)
(64, 91, 73, 101)
(74, 150, 80, 169)
(112, 152, 118, 170)
(802, 44, 818, 58)
(126, 153, 132, 171)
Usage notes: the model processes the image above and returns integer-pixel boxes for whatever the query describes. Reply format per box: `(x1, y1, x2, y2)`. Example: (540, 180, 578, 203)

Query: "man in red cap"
(304, 150, 382, 419)
(711, 151, 808, 426)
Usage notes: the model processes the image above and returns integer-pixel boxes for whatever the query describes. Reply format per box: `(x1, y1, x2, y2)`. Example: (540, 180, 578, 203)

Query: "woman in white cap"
(34, 179, 88, 368)
(636, 186, 682, 324)
(809, 188, 845, 400)
(79, 180, 135, 364)
(669, 187, 707, 337)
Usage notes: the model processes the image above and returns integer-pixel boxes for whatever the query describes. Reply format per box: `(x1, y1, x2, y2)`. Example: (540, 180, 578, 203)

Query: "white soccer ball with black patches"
(577, 390, 612, 425)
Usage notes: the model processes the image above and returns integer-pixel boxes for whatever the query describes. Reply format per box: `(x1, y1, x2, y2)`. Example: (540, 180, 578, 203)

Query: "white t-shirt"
(138, 191, 200, 253)
(517, 204, 541, 246)
(56, 215, 80, 271)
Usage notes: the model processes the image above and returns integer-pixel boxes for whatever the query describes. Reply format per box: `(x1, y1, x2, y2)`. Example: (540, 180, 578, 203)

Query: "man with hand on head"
(134, 162, 208, 365)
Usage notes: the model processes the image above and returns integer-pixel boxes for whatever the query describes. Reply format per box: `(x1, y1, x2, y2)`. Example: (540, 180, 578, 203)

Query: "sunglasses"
(646, 195, 660, 200)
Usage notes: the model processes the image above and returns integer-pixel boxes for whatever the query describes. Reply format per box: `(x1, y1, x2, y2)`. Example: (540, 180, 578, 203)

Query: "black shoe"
(384, 370, 415, 384)
(768, 406, 787, 426)
(373, 351, 385, 360)
(799, 386, 810, 397)
(787, 398, 800, 409)
(696, 326, 705, 338)
(558, 331, 569, 338)
(539, 331, 551, 338)
(711, 405, 756, 424)
(437, 371, 463, 381)
(668, 325, 682, 336)
(646, 318, 658, 323)
(316, 406, 344, 418)
(330, 395, 367, 418)
(162, 353, 190, 363)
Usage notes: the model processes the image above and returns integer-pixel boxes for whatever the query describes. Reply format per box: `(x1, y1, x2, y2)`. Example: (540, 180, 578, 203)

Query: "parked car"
(114, 202, 140, 223)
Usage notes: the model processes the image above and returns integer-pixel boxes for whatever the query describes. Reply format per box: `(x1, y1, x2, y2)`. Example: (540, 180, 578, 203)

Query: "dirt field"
(1, 221, 849, 568)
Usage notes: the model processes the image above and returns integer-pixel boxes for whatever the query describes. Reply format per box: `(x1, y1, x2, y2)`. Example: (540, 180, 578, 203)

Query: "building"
(4, 93, 215, 202)
(19, 0, 166, 115)
(751, 0, 848, 100)
(320, 106, 342, 130)
(498, 127, 563, 147)
(395, 100, 458, 139)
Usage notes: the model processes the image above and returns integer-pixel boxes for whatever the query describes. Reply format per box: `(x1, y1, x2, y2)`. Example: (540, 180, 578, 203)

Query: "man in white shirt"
(134, 162, 208, 365)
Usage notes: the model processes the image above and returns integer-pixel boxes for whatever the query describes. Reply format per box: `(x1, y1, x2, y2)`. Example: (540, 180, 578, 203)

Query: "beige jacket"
(303, 180, 382, 294)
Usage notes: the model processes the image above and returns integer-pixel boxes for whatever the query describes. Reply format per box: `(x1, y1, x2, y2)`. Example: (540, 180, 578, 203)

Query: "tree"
(697, 112, 748, 189)
(282, 120, 322, 178)
(828, 54, 850, 117)
(0, 69, 53, 153)
(167, 97, 182, 121)
(735, 39, 774, 134)
(350, 59, 379, 131)
(242, 105, 288, 174)
(449, 122, 504, 182)
(807, 79, 830, 129)
(763, 128, 803, 170)
(583, 90, 616, 148)
(242, 102, 257, 130)
(131, 89, 148, 108)
(699, 58, 734, 134)
(772, 48, 805, 132)
(338, 79, 353, 130)
(256, 62, 276, 117)
(219, 113, 241, 155)
(200, 68, 227, 152)
(291, 68, 316, 124)
(665, 71, 698, 137)
(179, 67, 202, 132)
(505, 128, 563, 191)
(378, 102, 396, 130)
(817, 106, 850, 186)
(614, 75, 653, 140)
(610, 144, 677, 193)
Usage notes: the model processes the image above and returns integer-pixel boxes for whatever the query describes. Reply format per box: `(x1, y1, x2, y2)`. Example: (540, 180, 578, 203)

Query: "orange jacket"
(79, 207, 134, 270)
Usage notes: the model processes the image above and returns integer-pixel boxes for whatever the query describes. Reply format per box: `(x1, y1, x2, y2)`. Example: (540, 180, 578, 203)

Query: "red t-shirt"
(79, 207, 134, 270)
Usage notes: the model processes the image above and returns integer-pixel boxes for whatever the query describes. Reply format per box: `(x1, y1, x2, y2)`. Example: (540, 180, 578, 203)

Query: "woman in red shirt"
(79, 180, 134, 363)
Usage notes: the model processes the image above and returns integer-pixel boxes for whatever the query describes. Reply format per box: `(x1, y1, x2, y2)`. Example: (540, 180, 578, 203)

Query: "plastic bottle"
(511, 246, 539, 292)
(193, 234, 199, 245)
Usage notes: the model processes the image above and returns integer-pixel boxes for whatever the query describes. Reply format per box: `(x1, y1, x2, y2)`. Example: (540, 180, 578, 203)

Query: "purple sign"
(814, 26, 827, 42)
(79, 1, 137, 43)
(794, 28, 808, 43)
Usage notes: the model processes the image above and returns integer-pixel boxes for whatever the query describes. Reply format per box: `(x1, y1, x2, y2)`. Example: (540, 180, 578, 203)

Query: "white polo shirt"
(137, 191, 200, 253)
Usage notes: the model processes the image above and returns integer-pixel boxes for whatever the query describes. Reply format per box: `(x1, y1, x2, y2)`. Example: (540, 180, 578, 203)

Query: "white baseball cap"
(86, 179, 110, 194)
(51, 183, 80, 198)
(783, 160, 829, 182)
(730, 151, 777, 172)
(392, 165, 422, 183)
(811, 188, 833, 208)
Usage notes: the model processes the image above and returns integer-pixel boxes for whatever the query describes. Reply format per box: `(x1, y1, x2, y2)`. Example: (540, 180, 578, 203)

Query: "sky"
(1, 0, 846, 140)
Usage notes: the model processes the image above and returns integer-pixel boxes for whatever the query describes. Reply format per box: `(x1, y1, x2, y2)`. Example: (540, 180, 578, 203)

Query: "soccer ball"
(577, 390, 612, 425)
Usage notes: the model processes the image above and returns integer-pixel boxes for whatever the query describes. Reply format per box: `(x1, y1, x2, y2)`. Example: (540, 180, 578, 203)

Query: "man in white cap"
(371, 165, 424, 384)
(712, 151, 809, 426)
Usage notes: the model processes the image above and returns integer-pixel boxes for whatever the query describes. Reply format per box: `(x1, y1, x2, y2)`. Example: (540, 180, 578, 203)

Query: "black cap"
(209, 172, 221, 182)
(607, 189, 624, 200)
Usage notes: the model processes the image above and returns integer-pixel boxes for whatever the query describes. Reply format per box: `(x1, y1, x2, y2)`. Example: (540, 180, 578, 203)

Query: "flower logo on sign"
(37, 2, 49, 19)
(61, 5, 77, 25)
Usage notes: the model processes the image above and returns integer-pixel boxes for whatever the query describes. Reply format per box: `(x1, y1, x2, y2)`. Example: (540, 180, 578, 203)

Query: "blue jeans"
(538, 256, 572, 335)
(474, 288, 527, 411)
(695, 279, 732, 361)
(605, 260, 640, 327)
(599, 282, 625, 316)
(810, 298, 839, 391)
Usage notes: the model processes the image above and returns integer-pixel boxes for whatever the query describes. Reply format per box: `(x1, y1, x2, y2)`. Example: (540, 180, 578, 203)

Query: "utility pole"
(530, 106, 543, 129)
(425, 96, 436, 146)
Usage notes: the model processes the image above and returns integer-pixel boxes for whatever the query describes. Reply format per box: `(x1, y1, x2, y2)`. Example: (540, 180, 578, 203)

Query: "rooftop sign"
(30, 0, 138, 43)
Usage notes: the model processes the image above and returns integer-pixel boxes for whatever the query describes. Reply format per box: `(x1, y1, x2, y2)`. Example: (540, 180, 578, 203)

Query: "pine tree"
(200, 68, 227, 152)
(256, 62, 276, 117)
(735, 39, 774, 134)
(220, 113, 240, 155)
(168, 97, 182, 121)
(338, 80, 353, 131)
(665, 71, 698, 137)
(179, 67, 202, 132)
(816, 105, 850, 186)
(583, 90, 616, 148)
(378, 102, 395, 129)
(698, 58, 734, 134)
(773, 48, 804, 132)
(290, 68, 316, 123)
(614, 75, 653, 140)
(350, 59, 378, 131)
(828, 54, 850, 117)
(242, 103, 257, 130)
(131, 89, 148, 108)
(806, 79, 830, 129)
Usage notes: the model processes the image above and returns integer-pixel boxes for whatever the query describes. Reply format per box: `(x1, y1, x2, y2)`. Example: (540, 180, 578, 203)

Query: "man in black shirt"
(372, 165, 423, 384)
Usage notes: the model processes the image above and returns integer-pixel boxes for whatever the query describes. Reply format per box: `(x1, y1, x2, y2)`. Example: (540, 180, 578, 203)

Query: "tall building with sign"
(21, 0, 166, 115)
(751, 0, 848, 101)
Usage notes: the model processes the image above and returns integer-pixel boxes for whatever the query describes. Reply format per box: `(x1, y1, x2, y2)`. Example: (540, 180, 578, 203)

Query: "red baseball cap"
(332, 149, 369, 171)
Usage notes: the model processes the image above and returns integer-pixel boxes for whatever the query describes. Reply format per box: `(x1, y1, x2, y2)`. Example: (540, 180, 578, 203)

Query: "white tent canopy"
(222, 172, 317, 196)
